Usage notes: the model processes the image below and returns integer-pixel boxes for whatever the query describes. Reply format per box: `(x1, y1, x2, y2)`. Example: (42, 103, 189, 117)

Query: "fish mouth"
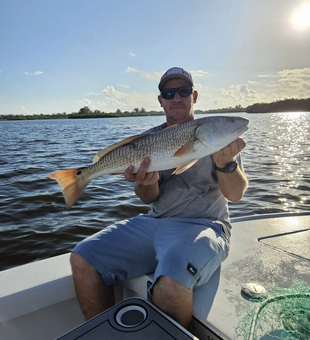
(237, 122, 249, 135)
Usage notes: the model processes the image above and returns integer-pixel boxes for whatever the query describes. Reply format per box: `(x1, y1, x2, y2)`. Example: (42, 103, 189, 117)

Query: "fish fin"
(173, 141, 196, 157)
(110, 173, 123, 175)
(163, 124, 179, 130)
(49, 168, 90, 209)
(172, 159, 199, 175)
(93, 134, 151, 162)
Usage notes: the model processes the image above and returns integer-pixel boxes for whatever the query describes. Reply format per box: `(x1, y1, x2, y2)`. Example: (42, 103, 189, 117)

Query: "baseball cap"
(158, 67, 194, 91)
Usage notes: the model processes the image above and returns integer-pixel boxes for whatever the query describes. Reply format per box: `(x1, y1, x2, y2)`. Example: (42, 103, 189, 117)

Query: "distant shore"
(0, 108, 246, 121)
(1, 97, 309, 121)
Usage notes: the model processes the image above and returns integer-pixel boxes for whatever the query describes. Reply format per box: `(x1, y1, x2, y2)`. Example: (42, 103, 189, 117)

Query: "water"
(0, 112, 309, 271)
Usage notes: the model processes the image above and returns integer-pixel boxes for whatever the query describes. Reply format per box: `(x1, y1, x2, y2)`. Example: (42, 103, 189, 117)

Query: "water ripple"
(0, 113, 309, 270)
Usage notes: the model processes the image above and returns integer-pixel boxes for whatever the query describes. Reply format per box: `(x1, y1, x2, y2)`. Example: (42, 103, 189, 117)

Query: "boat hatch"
(56, 297, 198, 340)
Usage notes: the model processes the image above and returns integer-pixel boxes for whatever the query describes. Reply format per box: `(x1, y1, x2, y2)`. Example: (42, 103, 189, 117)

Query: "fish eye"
(76, 170, 82, 175)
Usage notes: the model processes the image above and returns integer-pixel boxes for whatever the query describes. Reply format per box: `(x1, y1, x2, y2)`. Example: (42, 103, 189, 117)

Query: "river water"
(0, 112, 309, 271)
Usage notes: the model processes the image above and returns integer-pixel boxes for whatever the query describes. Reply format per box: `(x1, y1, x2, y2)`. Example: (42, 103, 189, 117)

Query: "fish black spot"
(76, 170, 82, 175)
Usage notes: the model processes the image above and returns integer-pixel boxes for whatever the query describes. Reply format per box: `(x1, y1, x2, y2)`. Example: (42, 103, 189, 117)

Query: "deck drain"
(116, 305, 147, 328)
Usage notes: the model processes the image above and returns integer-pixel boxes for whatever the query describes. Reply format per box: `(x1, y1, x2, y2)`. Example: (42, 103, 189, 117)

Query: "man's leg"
(151, 218, 230, 329)
(70, 252, 115, 320)
(70, 216, 159, 320)
(152, 275, 193, 329)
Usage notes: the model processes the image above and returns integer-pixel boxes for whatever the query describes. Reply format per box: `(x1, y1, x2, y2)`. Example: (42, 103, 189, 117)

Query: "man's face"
(158, 78, 198, 127)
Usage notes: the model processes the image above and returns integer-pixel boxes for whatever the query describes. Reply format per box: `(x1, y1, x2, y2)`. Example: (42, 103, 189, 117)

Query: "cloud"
(187, 82, 256, 110)
(84, 92, 102, 96)
(221, 84, 257, 101)
(118, 84, 130, 88)
(129, 52, 135, 57)
(126, 67, 162, 81)
(277, 68, 310, 87)
(257, 74, 278, 78)
(190, 70, 209, 77)
(102, 86, 157, 107)
(20, 106, 29, 113)
(126, 67, 209, 83)
(128, 67, 209, 80)
(241, 67, 310, 103)
(24, 71, 43, 76)
(278, 68, 310, 78)
(193, 83, 216, 110)
(79, 86, 159, 112)
(126, 67, 139, 73)
(303, 83, 310, 90)
(77, 98, 107, 109)
(194, 82, 263, 110)
(87, 67, 309, 112)
(256, 68, 310, 83)
(139, 71, 163, 80)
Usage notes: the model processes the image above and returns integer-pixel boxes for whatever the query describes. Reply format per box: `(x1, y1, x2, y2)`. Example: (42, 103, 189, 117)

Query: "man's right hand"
(124, 158, 160, 204)
(124, 157, 159, 186)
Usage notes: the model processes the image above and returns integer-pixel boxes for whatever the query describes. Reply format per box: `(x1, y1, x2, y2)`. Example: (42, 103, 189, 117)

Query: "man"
(70, 67, 248, 329)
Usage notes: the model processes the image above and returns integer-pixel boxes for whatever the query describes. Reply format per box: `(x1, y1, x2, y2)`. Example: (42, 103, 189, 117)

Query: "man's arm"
(213, 137, 248, 203)
(124, 158, 160, 204)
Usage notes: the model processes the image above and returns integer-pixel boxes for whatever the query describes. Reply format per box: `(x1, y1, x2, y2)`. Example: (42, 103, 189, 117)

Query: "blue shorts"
(73, 215, 230, 291)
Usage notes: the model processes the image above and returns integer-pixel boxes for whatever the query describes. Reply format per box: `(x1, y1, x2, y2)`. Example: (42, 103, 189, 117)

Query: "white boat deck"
(191, 212, 310, 339)
(0, 254, 84, 339)
(0, 213, 309, 340)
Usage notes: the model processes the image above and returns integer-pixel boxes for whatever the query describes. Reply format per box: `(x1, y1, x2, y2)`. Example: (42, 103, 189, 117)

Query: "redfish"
(49, 116, 249, 209)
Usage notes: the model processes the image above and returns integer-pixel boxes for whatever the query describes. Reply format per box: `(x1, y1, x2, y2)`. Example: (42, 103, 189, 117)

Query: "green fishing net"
(236, 281, 310, 340)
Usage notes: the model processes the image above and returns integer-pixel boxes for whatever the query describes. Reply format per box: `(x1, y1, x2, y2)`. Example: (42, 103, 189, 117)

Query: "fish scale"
(86, 121, 198, 178)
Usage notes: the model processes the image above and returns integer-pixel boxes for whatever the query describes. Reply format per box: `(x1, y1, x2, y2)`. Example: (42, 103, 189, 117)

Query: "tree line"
(0, 107, 165, 121)
(69, 106, 165, 119)
(246, 98, 310, 113)
(0, 105, 248, 121)
(1, 97, 309, 121)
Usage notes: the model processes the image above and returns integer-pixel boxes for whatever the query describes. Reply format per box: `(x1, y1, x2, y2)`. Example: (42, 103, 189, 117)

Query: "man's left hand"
(213, 137, 246, 168)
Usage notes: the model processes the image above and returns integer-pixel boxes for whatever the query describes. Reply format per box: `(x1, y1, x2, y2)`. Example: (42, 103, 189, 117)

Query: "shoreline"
(1, 109, 247, 121)
(1, 108, 309, 121)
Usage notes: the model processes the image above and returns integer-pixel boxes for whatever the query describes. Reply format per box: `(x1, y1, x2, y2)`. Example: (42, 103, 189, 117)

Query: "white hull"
(1, 212, 309, 340)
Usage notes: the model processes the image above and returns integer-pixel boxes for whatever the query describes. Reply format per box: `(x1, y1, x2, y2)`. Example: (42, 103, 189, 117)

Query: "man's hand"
(124, 158, 159, 186)
(213, 137, 248, 202)
(124, 158, 160, 204)
(213, 137, 246, 168)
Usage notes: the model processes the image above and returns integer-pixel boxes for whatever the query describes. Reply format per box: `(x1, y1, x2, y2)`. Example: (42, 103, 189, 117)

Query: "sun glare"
(291, 4, 310, 30)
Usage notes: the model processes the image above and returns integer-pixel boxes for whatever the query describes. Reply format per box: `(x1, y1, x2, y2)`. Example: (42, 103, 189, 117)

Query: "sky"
(1, 0, 310, 115)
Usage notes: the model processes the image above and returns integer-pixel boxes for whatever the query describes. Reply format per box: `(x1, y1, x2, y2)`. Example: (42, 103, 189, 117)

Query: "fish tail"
(49, 168, 89, 209)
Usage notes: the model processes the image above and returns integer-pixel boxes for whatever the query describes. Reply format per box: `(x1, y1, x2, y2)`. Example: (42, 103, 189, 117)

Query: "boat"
(1, 212, 309, 340)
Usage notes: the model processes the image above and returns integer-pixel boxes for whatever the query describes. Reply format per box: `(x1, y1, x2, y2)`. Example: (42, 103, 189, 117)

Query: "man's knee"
(70, 252, 95, 273)
(153, 275, 191, 299)
(154, 275, 176, 290)
(152, 275, 193, 328)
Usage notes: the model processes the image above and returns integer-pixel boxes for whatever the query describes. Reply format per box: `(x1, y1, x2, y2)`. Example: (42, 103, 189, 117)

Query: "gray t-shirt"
(143, 122, 244, 229)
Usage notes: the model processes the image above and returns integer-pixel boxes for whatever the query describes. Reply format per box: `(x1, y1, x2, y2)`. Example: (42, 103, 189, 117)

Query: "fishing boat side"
(0, 212, 309, 340)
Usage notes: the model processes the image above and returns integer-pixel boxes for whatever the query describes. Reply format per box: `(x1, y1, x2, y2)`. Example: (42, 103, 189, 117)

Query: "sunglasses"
(161, 86, 193, 100)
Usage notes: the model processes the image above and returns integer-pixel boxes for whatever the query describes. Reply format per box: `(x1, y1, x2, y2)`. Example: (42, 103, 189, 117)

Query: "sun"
(291, 4, 310, 30)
